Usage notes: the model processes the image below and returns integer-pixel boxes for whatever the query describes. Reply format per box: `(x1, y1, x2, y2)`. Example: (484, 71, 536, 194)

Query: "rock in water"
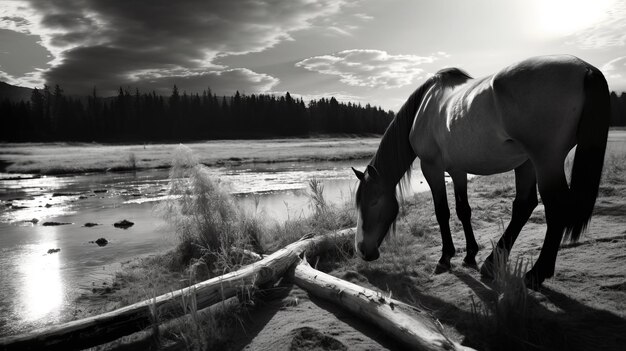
(89, 238, 109, 246)
(84, 222, 100, 227)
(113, 219, 134, 229)
(43, 221, 72, 226)
(47, 248, 60, 254)
(52, 192, 80, 197)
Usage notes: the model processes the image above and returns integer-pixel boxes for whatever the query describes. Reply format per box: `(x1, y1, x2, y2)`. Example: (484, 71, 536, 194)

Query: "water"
(0, 159, 429, 336)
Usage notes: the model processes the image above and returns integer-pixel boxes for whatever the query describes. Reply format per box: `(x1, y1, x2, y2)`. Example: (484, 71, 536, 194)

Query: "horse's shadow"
(356, 267, 626, 351)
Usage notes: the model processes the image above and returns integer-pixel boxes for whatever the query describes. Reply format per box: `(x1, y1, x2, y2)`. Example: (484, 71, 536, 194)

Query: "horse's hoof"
(462, 256, 478, 270)
(434, 263, 450, 274)
(434, 257, 452, 274)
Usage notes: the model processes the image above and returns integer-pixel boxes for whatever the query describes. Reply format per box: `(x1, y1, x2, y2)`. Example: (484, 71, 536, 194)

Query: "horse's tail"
(565, 66, 610, 242)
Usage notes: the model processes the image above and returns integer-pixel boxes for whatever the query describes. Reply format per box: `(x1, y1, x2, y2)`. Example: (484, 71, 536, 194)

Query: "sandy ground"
(0, 137, 380, 174)
(229, 284, 405, 351)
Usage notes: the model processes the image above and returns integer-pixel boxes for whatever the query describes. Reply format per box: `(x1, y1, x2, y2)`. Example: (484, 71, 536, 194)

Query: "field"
(61, 138, 626, 351)
(0, 137, 380, 175)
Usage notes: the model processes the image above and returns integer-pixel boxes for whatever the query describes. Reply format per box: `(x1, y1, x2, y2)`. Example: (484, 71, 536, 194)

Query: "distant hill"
(0, 81, 33, 102)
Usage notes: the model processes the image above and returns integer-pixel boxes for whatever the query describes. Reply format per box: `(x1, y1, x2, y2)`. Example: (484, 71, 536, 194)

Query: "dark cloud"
(7, 0, 354, 94)
(0, 29, 51, 78)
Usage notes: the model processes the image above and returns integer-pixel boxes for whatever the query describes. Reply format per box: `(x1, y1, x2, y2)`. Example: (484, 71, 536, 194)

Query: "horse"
(352, 55, 610, 288)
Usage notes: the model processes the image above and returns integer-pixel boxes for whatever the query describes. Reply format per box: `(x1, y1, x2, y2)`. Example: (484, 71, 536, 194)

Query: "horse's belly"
(443, 136, 527, 175)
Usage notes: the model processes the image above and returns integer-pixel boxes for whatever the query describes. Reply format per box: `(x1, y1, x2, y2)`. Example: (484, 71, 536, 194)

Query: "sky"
(0, 0, 625, 110)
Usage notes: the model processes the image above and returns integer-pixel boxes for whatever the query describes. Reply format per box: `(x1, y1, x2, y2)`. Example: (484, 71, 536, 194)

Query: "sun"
(531, 0, 615, 38)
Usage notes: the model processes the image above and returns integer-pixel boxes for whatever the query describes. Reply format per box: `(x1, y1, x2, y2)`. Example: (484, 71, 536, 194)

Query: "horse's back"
(411, 55, 592, 175)
(492, 55, 589, 154)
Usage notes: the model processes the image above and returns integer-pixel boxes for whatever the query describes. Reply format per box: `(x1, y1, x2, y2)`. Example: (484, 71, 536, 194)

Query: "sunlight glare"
(19, 241, 64, 322)
(531, 0, 614, 38)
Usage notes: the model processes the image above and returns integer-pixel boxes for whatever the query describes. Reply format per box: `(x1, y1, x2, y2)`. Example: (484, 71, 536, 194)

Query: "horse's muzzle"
(357, 242, 380, 261)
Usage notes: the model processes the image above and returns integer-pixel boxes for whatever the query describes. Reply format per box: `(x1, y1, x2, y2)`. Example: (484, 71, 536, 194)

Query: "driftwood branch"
(230, 246, 263, 261)
(293, 258, 476, 351)
(0, 228, 354, 351)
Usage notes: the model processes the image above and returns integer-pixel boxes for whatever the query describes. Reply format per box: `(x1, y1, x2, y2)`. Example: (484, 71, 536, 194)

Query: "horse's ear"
(352, 167, 365, 181)
(366, 165, 379, 179)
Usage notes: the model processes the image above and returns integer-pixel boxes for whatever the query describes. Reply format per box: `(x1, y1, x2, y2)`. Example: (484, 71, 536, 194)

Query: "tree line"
(1, 86, 625, 142)
(0, 85, 395, 142)
(610, 92, 626, 127)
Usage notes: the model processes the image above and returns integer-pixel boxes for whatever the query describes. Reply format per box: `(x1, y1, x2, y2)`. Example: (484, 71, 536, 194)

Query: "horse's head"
(352, 165, 398, 261)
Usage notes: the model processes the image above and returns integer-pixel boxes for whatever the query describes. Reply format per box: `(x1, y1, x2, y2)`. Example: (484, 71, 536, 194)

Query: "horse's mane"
(368, 77, 437, 195)
(356, 68, 470, 207)
(435, 67, 473, 80)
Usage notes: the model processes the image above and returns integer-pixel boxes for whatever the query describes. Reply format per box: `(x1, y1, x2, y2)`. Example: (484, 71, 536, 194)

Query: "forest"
(610, 91, 626, 127)
(0, 85, 394, 142)
(1, 85, 625, 142)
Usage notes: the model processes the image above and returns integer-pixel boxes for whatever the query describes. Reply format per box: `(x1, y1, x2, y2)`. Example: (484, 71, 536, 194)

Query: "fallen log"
(293, 258, 476, 351)
(0, 228, 355, 351)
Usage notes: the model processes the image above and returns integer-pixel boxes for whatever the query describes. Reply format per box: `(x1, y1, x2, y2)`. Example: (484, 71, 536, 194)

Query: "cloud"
(295, 49, 441, 88)
(0, 0, 356, 93)
(602, 56, 626, 91)
(568, 1, 626, 49)
(353, 13, 374, 21)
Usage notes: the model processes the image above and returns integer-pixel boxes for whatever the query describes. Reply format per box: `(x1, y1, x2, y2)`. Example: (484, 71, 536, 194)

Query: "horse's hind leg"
(524, 162, 570, 289)
(480, 160, 538, 278)
(449, 170, 479, 269)
(422, 161, 455, 274)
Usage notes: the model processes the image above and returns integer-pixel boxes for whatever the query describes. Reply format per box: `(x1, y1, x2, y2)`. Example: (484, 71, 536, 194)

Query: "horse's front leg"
(422, 161, 455, 274)
(448, 170, 479, 269)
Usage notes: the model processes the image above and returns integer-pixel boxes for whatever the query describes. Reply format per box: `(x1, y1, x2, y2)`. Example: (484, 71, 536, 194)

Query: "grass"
(470, 247, 535, 351)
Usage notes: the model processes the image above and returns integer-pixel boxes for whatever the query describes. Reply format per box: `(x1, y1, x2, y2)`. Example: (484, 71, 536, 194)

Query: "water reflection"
(19, 242, 63, 322)
(10, 219, 64, 329)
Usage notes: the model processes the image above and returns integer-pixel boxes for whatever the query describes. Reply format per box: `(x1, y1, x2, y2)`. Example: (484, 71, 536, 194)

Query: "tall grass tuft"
(159, 145, 266, 273)
(472, 244, 535, 350)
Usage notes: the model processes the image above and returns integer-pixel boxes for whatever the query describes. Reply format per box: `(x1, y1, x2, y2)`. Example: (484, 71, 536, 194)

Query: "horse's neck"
(370, 109, 417, 189)
(369, 78, 439, 189)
